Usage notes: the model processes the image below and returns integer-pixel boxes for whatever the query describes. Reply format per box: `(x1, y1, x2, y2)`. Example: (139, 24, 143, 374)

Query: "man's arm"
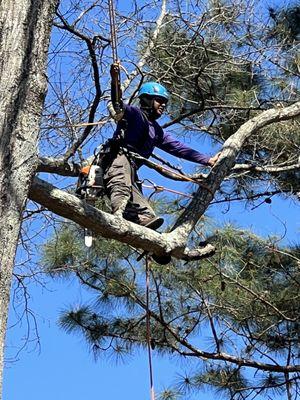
(158, 131, 220, 166)
(109, 63, 124, 121)
(207, 152, 221, 166)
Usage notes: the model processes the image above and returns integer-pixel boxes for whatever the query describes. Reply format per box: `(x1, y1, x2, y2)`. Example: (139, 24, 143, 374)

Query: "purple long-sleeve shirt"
(113, 104, 210, 165)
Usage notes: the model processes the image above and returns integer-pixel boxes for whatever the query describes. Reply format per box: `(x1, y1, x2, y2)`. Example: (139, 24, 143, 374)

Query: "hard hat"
(138, 82, 169, 101)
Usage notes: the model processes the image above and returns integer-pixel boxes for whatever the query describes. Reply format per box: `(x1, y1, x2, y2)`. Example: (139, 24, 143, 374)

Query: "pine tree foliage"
(145, 16, 258, 136)
(268, 4, 300, 45)
(43, 222, 300, 398)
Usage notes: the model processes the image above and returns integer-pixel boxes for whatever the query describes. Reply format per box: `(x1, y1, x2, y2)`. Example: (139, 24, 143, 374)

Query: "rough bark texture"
(29, 177, 216, 260)
(0, 0, 59, 396)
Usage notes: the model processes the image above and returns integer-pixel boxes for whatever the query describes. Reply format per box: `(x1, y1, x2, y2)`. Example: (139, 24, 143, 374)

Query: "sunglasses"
(153, 96, 168, 105)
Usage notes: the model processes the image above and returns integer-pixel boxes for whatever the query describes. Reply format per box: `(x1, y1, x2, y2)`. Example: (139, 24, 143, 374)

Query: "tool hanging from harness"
(76, 149, 105, 201)
(75, 144, 107, 248)
(75, 137, 122, 200)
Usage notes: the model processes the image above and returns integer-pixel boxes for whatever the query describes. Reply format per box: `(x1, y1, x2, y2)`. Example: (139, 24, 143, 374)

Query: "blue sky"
(4, 279, 182, 400)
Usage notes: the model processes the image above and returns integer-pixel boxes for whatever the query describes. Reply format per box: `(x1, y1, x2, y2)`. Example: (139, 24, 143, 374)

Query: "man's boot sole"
(144, 217, 164, 230)
(151, 253, 172, 265)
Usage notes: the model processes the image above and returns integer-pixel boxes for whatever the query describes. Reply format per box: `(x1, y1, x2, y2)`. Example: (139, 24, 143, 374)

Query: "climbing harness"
(76, 143, 210, 212)
(76, 146, 106, 201)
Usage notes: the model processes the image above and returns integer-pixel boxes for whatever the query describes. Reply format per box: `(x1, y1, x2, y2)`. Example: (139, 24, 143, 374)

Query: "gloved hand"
(110, 62, 120, 79)
(208, 152, 221, 166)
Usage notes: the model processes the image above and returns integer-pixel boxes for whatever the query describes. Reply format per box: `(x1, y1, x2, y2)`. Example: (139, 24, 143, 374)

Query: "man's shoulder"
(124, 103, 141, 114)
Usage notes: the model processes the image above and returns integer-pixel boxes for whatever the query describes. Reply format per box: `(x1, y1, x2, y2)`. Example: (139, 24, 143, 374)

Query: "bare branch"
(121, 0, 168, 92)
(54, 12, 105, 160)
(37, 157, 80, 176)
(231, 163, 300, 174)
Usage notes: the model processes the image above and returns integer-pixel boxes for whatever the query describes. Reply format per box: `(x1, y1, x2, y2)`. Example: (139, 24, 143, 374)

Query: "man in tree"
(107, 64, 220, 229)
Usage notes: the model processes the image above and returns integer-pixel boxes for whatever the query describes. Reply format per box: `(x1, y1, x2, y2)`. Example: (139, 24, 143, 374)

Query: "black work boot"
(139, 216, 164, 230)
(151, 253, 172, 265)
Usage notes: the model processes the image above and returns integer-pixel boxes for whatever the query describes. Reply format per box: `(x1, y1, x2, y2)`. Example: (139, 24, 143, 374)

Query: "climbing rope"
(142, 181, 194, 200)
(108, 3, 155, 399)
(145, 255, 155, 400)
(128, 150, 213, 193)
(108, 0, 119, 63)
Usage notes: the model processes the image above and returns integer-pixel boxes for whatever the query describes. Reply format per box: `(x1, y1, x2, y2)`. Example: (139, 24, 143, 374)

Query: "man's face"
(152, 96, 167, 117)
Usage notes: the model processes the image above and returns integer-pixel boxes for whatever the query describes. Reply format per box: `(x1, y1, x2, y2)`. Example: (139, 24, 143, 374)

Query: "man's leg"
(104, 154, 163, 228)
(104, 154, 132, 216)
(124, 184, 164, 229)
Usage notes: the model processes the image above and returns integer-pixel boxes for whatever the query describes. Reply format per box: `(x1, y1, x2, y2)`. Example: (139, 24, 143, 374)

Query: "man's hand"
(110, 62, 123, 115)
(208, 152, 221, 167)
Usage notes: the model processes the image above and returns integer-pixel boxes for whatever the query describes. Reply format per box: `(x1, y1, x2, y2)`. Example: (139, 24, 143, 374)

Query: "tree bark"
(171, 101, 300, 237)
(28, 177, 216, 261)
(0, 0, 59, 396)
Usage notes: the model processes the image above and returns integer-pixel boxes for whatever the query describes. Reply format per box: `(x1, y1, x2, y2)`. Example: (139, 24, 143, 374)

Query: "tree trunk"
(0, 0, 59, 396)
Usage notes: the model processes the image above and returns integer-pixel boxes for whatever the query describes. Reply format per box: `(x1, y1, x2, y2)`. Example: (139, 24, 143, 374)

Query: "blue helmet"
(138, 82, 169, 101)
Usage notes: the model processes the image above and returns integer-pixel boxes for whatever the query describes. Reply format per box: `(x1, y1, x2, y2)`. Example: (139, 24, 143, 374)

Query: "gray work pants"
(103, 153, 156, 222)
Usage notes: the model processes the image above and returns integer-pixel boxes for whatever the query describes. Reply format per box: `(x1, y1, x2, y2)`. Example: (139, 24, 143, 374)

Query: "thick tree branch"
(38, 157, 80, 176)
(28, 177, 215, 261)
(170, 101, 300, 239)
